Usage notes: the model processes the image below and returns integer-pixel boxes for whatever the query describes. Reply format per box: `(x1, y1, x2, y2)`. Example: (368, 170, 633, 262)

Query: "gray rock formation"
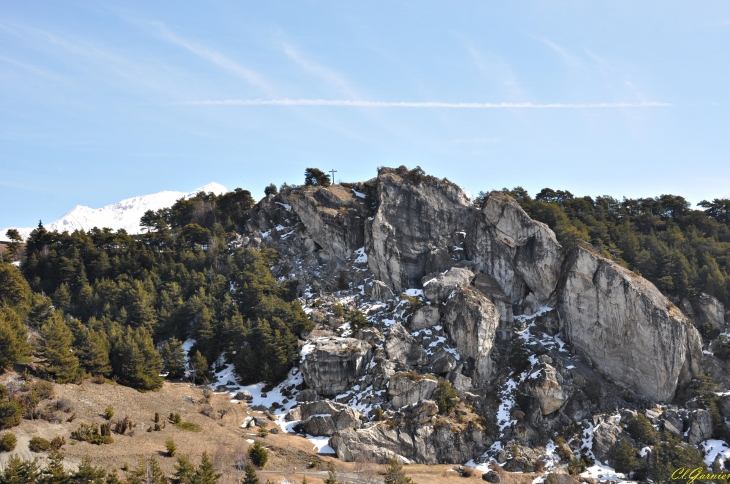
(591, 414, 624, 465)
(696, 293, 726, 332)
(290, 400, 362, 437)
(557, 247, 702, 402)
(300, 337, 373, 397)
(385, 322, 429, 366)
(466, 192, 563, 304)
(443, 286, 500, 383)
(688, 409, 713, 445)
(370, 280, 395, 302)
(422, 268, 474, 304)
(330, 420, 488, 464)
(523, 363, 570, 415)
(473, 272, 513, 326)
(366, 168, 473, 292)
(409, 306, 440, 331)
(388, 374, 438, 408)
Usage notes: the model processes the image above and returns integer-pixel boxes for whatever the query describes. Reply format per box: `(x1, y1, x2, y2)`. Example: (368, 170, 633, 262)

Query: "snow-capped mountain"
(0, 183, 228, 242)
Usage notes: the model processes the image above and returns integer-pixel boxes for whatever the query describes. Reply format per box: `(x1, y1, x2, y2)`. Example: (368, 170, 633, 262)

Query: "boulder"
(354, 327, 383, 344)
(409, 306, 441, 331)
(294, 400, 362, 437)
(331, 420, 488, 464)
(388, 374, 438, 408)
(422, 268, 474, 304)
(385, 323, 428, 366)
(402, 400, 439, 424)
(429, 350, 458, 375)
(688, 409, 713, 445)
(300, 337, 373, 397)
(365, 168, 473, 292)
(466, 192, 563, 304)
(296, 389, 320, 402)
(697, 293, 726, 332)
(370, 280, 395, 302)
(443, 286, 500, 383)
(591, 415, 624, 465)
(524, 363, 570, 415)
(557, 247, 702, 402)
(234, 390, 253, 401)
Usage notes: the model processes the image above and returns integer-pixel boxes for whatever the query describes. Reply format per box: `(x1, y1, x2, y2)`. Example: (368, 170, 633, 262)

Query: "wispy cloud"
(0, 54, 67, 82)
(188, 99, 671, 108)
(150, 22, 274, 95)
(281, 42, 358, 98)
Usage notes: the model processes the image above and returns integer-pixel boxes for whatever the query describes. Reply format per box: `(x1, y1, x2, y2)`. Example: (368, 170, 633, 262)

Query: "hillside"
(1, 166, 730, 483)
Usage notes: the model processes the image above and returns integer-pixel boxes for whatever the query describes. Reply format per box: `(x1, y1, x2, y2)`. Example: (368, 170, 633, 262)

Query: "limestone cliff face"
(300, 337, 373, 397)
(442, 285, 501, 383)
(557, 247, 702, 402)
(466, 192, 563, 304)
(365, 170, 472, 292)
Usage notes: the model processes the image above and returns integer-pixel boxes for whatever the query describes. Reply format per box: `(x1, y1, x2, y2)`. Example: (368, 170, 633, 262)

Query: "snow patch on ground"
(702, 439, 730, 467)
(353, 247, 368, 263)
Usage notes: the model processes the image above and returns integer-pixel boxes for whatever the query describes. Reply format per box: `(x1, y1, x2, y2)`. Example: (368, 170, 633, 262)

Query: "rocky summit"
(236, 165, 726, 476)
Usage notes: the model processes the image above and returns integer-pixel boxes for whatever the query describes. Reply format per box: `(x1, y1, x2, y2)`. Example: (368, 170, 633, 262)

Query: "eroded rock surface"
(443, 286, 500, 383)
(300, 337, 373, 397)
(557, 247, 702, 402)
(524, 363, 570, 415)
(388, 374, 438, 408)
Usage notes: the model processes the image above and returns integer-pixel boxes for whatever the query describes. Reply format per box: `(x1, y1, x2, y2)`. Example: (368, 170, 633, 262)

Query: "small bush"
(175, 421, 202, 432)
(248, 441, 269, 468)
(104, 406, 114, 420)
(347, 309, 370, 330)
(29, 436, 51, 452)
(0, 433, 17, 451)
(257, 425, 269, 438)
(154, 412, 160, 423)
(165, 437, 177, 457)
(169, 412, 182, 424)
(114, 416, 132, 434)
(71, 423, 113, 444)
(91, 375, 106, 384)
(34, 380, 54, 400)
(627, 414, 659, 445)
(434, 378, 458, 414)
(0, 400, 23, 429)
(50, 435, 65, 450)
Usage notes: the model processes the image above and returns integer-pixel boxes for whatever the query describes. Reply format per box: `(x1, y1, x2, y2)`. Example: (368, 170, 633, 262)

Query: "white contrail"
(187, 99, 671, 108)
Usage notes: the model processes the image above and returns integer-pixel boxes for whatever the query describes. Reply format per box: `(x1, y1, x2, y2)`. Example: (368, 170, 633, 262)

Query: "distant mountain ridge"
(0, 182, 228, 242)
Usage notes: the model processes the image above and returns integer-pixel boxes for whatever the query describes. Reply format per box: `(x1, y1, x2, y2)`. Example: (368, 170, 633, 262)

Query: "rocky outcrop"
(557, 247, 702, 402)
(409, 306, 440, 331)
(300, 337, 373, 397)
(523, 363, 570, 415)
(369, 280, 395, 302)
(466, 192, 563, 304)
(688, 409, 713, 445)
(385, 323, 428, 366)
(366, 168, 473, 292)
(388, 374, 438, 408)
(473, 272, 513, 326)
(288, 400, 362, 437)
(696, 293, 726, 332)
(422, 268, 474, 304)
(330, 420, 488, 464)
(591, 414, 625, 465)
(443, 286, 500, 383)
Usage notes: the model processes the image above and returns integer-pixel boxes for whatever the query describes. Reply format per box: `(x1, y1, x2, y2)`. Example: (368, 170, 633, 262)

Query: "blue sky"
(2, 1, 730, 227)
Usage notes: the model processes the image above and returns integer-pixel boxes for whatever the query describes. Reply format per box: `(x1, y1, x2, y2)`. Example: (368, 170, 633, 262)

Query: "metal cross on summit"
(329, 169, 337, 184)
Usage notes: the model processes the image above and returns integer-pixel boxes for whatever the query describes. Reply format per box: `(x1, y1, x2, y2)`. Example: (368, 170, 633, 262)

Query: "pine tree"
(241, 463, 259, 484)
(384, 458, 414, 484)
(189, 350, 209, 384)
(171, 455, 195, 484)
(192, 452, 221, 484)
(40, 449, 68, 484)
(2, 453, 41, 483)
(0, 308, 31, 372)
(161, 337, 187, 379)
(109, 326, 163, 390)
(323, 463, 339, 484)
(39, 312, 79, 383)
(71, 456, 106, 483)
(127, 457, 166, 484)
